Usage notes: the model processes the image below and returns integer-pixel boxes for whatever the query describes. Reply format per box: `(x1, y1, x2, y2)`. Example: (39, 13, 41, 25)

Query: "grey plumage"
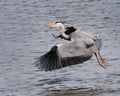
(35, 22, 106, 71)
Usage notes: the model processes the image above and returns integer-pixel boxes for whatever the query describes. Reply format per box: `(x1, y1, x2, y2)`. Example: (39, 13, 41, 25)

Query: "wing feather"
(35, 29, 103, 71)
(35, 41, 93, 71)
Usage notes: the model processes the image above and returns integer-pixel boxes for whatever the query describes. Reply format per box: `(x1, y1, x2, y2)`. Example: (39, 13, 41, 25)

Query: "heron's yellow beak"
(45, 23, 56, 27)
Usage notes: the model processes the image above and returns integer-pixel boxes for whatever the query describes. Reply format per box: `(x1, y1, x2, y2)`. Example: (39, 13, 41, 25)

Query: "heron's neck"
(60, 25, 70, 39)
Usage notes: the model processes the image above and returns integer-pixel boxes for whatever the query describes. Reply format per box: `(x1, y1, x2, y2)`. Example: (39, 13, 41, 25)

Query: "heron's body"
(35, 22, 106, 71)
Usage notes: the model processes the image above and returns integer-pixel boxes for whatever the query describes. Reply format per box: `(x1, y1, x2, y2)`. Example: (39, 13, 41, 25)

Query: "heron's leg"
(98, 52, 106, 64)
(94, 53, 101, 66)
(94, 53, 106, 69)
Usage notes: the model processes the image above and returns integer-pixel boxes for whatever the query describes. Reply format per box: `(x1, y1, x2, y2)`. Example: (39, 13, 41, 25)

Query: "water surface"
(0, 0, 120, 96)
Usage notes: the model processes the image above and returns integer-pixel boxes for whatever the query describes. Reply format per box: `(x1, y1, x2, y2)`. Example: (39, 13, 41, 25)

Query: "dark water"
(0, 0, 120, 96)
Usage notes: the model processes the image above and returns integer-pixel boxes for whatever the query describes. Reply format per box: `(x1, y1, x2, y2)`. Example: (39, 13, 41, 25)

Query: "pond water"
(0, 0, 120, 96)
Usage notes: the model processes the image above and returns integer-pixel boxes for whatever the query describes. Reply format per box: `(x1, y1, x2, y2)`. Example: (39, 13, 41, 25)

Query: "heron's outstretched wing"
(35, 42, 93, 71)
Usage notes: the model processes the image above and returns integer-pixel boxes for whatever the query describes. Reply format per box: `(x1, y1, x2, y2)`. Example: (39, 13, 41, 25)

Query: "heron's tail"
(92, 37, 102, 53)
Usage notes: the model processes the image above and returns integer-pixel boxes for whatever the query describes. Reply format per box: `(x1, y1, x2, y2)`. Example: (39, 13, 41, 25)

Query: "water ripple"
(0, 0, 120, 96)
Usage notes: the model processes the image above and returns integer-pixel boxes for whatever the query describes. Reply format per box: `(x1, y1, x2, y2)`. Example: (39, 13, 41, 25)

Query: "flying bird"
(35, 21, 106, 71)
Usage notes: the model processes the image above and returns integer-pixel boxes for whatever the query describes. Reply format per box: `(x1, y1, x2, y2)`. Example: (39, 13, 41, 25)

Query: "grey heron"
(35, 21, 106, 71)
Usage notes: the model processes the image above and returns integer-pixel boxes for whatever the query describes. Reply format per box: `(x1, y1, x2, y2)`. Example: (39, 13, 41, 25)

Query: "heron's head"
(45, 21, 64, 27)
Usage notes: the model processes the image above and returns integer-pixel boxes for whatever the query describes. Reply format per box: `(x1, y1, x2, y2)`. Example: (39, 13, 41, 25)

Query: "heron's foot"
(99, 59, 107, 69)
